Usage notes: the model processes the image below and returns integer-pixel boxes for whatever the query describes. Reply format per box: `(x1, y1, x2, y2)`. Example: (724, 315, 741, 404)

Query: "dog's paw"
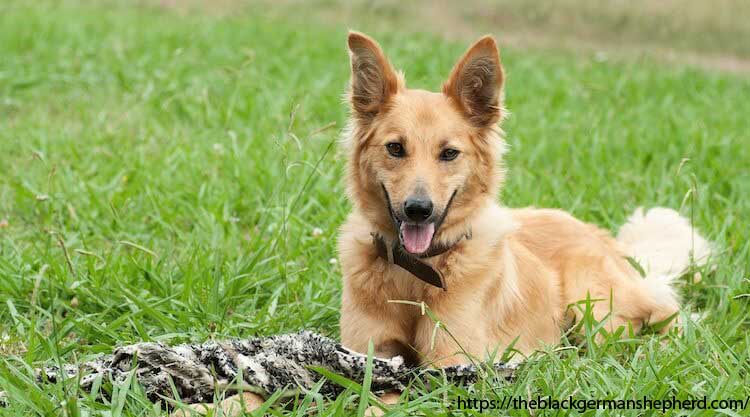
(171, 393, 265, 417)
(365, 405, 387, 417)
(364, 392, 401, 416)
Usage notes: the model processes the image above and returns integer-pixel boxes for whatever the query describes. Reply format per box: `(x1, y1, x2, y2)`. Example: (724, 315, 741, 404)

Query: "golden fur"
(338, 31, 711, 368)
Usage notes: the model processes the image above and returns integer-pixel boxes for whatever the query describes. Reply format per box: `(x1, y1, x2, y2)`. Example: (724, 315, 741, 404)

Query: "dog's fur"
(338, 31, 712, 368)
(175, 32, 712, 416)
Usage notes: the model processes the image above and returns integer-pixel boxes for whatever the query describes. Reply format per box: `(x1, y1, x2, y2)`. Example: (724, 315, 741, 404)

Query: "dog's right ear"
(347, 31, 401, 123)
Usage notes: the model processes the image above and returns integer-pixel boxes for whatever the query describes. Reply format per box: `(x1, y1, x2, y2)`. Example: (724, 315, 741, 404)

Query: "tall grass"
(1, 1, 749, 415)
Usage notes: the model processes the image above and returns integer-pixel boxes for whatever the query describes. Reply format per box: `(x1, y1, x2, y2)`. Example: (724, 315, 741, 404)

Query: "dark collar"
(371, 230, 471, 291)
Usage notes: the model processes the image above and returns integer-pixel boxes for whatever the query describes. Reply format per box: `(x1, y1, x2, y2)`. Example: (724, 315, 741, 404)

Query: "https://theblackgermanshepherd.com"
(175, 31, 712, 416)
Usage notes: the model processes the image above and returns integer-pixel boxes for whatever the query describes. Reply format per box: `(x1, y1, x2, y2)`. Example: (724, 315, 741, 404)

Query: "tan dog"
(174, 31, 712, 416)
(337, 31, 712, 368)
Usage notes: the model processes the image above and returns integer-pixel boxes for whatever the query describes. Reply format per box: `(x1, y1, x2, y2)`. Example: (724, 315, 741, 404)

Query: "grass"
(1, 0, 749, 415)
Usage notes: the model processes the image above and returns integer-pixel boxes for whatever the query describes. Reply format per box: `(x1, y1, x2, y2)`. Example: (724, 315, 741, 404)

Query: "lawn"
(1, 0, 749, 415)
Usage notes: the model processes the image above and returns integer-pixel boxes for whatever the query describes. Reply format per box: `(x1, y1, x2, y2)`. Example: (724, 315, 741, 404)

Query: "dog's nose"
(404, 197, 433, 222)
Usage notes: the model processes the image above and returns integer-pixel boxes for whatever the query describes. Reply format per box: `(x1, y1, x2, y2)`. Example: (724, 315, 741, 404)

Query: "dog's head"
(344, 32, 506, 255)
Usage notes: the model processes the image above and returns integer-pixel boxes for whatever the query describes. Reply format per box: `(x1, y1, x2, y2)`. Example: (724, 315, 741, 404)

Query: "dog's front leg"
(340, 302, 416, 363)
(339, 273, 420, 363)
(412, 291, 497, 367)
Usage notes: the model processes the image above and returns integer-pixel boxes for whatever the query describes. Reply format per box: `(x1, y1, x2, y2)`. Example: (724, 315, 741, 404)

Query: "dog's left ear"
(443, 36, 504, 128)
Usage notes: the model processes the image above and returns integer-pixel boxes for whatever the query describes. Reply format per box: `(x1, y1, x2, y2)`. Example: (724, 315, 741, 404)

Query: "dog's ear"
(347, 31, 401, 123)
(443, 36, 504, 128)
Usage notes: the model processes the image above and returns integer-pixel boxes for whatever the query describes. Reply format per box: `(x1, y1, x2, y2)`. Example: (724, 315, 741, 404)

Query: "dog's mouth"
(381, 184, 458, 256)
(399, 222, 435, 254)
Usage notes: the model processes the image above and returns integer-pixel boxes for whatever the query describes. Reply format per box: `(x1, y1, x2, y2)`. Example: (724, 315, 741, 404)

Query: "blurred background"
(163, 0, 750, 72)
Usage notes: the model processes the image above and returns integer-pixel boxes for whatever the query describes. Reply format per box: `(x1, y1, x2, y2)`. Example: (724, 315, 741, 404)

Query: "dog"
(174, 31, 712, 417)
(338, 30, 711, 368)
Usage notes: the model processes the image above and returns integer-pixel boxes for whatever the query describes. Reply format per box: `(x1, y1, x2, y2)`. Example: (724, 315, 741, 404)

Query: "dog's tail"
(616, 207, 713, 309)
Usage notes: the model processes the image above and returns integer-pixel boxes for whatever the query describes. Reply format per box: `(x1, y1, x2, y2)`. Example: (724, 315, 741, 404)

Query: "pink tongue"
(400, 223, 435, 254)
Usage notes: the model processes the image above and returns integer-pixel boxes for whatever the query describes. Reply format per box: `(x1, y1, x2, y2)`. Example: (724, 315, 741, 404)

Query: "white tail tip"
(617, 207, 713, 280)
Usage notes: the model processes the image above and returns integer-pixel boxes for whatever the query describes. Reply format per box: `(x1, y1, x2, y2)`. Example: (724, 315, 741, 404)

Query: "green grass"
(1, 1, 749, 415)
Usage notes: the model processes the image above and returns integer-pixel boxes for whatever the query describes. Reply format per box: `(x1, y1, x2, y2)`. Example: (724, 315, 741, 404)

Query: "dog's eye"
(440, 148, 460, 161)
(386, 142, 405, 157)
